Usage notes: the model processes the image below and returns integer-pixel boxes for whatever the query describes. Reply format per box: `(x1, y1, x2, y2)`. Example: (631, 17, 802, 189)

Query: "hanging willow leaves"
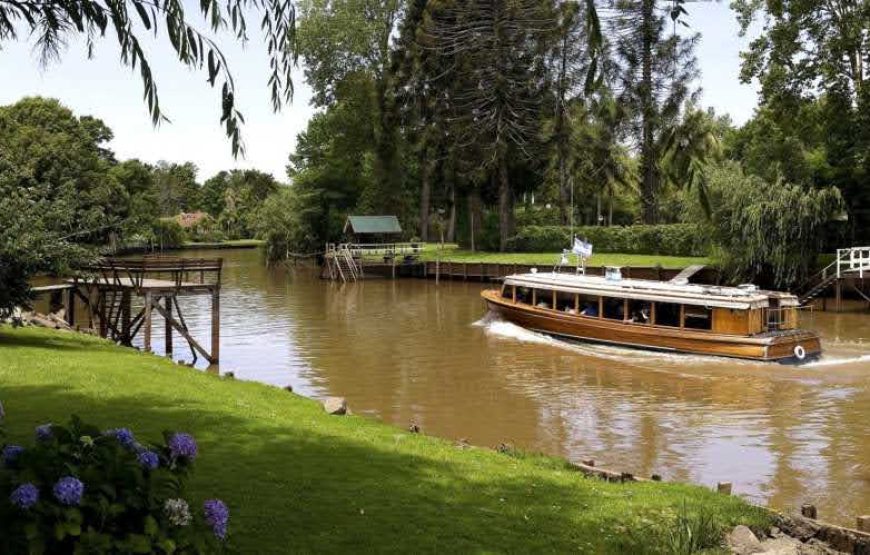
(0, 0, 297, 156)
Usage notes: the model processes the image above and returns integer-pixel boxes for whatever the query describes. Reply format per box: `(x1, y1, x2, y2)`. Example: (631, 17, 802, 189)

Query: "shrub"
(146, 219, 187, 251)
(505, 224, 711, 257)
(0, 416, 232, 554)
(187, 216, 226, 243)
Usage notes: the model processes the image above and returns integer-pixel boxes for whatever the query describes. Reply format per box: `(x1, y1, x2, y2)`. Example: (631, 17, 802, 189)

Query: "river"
(140, 248, 870, 527)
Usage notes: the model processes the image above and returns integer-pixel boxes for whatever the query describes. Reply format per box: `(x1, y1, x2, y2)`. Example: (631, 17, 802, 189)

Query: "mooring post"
(210, 287, 220, 364)
(717, 482, 732, 495)
(857, 516, 870, 533)
(835, 279, 842, 312)
(164, 296, 173, 357)
(801, 504, 818, 519)
(143, 291, 153, 353)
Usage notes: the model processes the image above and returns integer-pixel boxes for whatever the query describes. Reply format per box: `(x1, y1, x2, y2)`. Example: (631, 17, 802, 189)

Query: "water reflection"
(139, 249, 869, 526)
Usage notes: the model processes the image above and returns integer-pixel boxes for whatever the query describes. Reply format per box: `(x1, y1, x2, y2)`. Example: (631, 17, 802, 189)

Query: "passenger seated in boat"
(580, 303, 598, 317)
(537, 301, 550, 309)
(564, 306, 577, 315)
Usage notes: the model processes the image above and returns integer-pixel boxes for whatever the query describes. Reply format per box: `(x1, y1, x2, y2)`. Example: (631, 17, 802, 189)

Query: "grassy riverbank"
(0, 327, 767, 553)
(418, 244, 711, 269)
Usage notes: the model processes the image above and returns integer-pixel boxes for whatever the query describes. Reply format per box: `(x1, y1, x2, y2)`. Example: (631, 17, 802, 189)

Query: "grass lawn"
(0, 327, 767, 553)
(417, 243, 710, 270)
(182, 239, 264, 249)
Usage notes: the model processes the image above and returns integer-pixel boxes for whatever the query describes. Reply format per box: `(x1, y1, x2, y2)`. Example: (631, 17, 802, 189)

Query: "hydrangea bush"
(0, 415, 234, 554)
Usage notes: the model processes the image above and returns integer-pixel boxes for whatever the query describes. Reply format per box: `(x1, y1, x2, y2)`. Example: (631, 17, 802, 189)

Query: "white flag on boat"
(572, 238, 593, 258)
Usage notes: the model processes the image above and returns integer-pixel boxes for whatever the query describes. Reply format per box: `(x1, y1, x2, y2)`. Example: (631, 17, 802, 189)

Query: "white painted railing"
(836, 247, 870, 278)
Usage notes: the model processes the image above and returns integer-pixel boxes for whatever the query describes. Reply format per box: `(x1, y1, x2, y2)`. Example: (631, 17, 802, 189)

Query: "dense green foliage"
(730, 0, 869, 242)
(506, 224, 710, 257)
(0, 326, 771, 553)
(0, 417, 230, 553)
(0, 97, 286, 315)
(704, 163, 843, 287)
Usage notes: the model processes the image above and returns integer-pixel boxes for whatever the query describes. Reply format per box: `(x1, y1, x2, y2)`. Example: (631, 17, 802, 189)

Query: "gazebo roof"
(344, 215, 402, 235)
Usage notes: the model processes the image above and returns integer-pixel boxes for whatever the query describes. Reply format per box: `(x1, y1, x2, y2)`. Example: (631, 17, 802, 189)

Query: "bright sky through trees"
(0, 3, 755, 180)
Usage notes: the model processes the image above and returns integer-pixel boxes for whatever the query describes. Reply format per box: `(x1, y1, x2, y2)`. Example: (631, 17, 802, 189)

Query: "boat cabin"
(499, 272, 801, 336)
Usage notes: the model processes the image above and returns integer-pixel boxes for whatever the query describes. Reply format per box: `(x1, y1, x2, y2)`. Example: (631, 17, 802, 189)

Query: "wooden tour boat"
(481, 268, 821, 363)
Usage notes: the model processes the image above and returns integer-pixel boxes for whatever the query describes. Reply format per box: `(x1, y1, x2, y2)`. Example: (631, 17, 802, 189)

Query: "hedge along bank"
(506, 224, 712, 257)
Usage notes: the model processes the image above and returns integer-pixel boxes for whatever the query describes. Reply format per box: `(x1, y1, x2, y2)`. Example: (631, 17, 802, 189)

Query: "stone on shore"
(727, 525, 763, 555)
(323, 397, 347, 415)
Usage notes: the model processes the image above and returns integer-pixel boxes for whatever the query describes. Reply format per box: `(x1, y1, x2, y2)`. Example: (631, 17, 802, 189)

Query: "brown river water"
(133, 249, 869, 526)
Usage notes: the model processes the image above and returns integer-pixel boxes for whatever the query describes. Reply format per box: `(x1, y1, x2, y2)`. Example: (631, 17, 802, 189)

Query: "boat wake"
(474, 315, 737, 368)
(802, 353, 870, 368)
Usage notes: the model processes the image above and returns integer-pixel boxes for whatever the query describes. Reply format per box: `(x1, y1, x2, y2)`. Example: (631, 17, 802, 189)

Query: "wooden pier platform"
(37, 257, 222, 365)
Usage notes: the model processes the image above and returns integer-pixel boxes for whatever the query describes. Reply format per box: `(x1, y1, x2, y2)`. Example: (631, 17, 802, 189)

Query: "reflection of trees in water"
(493, 350, 868, 525)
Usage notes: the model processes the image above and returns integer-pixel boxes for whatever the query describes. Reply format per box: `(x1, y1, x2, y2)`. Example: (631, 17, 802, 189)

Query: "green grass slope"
(0, 327, 765, 553)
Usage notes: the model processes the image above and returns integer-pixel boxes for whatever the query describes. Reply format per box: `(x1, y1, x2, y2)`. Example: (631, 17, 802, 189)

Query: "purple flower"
(35, 423, 53, 441)
(105, 428, 136, 450)
(53, 476, 84, 506)
(2, 445, 24, 466)
(137, 450, 160, 470)
(203, 499, 229, 540)
(10, 483, 39, 509)
(168, 433, 197, 460)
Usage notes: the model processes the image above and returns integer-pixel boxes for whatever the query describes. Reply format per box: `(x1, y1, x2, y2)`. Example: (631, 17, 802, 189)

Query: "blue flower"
(203, 499, 229, 540)
(53, 476, 85, 506)
(104, 428, 136, 450)
(35, 423, 53, 441)
(9, 483, 39, 509)
(168, 433, 197, 460)
(137, 450, 160, 470)
(2, 445, 24, 466)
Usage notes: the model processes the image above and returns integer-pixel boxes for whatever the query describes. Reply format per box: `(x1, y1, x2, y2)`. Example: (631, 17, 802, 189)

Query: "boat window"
(684, 306, 712, 330)
(534, 289, 551, 309)
(578, 294, 600, 317)
(501, 285, 513, 300)
(556, 291, 576, 314)
(602, 298, 625, 320)
(516, 287, 532, 304)
(627, 300, 652, 324)
(656, 303, 681, 327)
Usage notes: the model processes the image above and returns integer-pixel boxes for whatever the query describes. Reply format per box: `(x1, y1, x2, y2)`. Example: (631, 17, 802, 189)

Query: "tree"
(0, 0, 296, 155)
(705, 162, 843, 287)
(731, 0, 870, 241)
(423, 0, 554, 250)
(545, 0, 600, 226)
(604, 0, 699, 223)
(152, 162, 201, 216)
(296, 0, 405, 214)
(0, 97, 116, 315)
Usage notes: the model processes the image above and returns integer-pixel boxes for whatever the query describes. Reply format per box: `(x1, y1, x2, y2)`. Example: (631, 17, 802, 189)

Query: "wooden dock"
(35, 257, 222, 364)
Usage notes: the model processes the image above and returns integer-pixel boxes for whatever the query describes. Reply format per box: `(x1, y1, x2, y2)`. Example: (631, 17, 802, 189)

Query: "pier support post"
(210, 287, 220, 364)
(164, 296, 173, 357)
(121, 291, 131, 344)
(835, 280, 842, 312)
(143, 292, 152, 353)
(65, 287, 75, 327)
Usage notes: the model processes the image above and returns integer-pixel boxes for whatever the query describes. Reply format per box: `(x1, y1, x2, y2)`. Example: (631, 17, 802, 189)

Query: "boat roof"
(503, 272, 799, 310)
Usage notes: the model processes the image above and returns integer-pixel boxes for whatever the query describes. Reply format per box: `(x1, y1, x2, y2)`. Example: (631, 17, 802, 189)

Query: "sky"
(0, 3, 759, 181)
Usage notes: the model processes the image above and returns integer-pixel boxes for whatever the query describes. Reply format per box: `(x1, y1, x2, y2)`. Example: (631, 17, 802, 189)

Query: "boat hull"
(481, 290, 821, 363)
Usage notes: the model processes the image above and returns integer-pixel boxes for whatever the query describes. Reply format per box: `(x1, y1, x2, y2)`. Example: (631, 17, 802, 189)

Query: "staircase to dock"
(324, 244, 360, 282)
(798, 247, 870, 306)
